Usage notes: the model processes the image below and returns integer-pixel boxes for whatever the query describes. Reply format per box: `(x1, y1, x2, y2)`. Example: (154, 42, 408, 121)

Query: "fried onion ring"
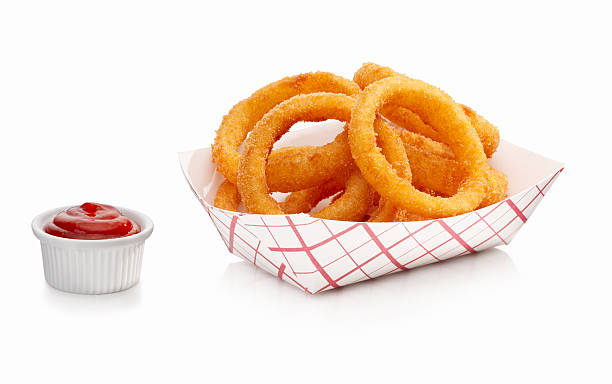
(393, 127, 507, 201)
(274, 170, 376, 220)
(369, 165, 508, 222)
(216, 117, 506, 216)
(237, 92, 373, 220)
(312, 170, 375, 221)
(214, 177, 348, 215)
(479, 167, 508, 208)
(367, 118, 414, 222)
(213, 179, 241, 212)
(215, 117, 506, 215)
(212, 72, 360, 185)
(354, 63, 500, 158)
(266, 130, 353, 192)
(280, 179, 345, 214)
(348, 76, 489, 218)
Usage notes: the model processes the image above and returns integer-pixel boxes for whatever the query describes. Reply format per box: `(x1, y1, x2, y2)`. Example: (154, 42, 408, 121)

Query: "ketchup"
(44, 202, 141, 240)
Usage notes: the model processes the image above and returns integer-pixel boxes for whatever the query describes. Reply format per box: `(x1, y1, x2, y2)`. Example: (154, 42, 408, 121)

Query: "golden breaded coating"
(212, 72, 360, 185)
(238, 93, 372, 221)
(348, 76, 489, 218)
(354, 62, 500, 158)
(213, 179, 241, 212)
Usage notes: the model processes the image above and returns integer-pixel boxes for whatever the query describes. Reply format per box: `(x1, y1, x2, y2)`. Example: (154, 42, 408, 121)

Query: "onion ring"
(214, 177, 348, 215)
(461, 105, 500, 158)
(266, 130, 353, 192)
(212, 65, 507, 223)
(392, 127, 507, 201)
(212, 72, 360, 185)
(214, 130, 354, 214)
(369, 165, 508, 222)
(479, 167, 508, 208)
(237, 92, 373, 220)
(367, 118, 414, 222)
(280, 179, 345, 214)
(312, 170, 375, 221)
(274, 170, 376, 221)
(348, 76, 489, 218)
(215, 117, 505, 215)
(214, 176, 352, 216)
(216, 117, 506, 216)
(214, 130, 352, 214)
(213, 179, 241, 212)
(382, 105, 442, 142)
(370, 201, 429, 222)
(354, 63, 500, 158)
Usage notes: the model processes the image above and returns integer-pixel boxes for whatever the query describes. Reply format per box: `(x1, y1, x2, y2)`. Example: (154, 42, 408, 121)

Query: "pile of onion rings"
(211, 63, 507, 222)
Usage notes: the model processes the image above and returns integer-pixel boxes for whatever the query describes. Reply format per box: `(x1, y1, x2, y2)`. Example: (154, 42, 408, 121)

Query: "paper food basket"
(180, 122, 563, 294)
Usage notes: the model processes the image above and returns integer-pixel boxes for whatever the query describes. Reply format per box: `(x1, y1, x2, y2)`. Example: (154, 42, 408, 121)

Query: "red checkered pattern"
(201, 169, 563, 294)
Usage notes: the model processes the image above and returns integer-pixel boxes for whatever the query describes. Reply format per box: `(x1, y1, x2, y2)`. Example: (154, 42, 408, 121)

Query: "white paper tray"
(180, 122, 563, 294)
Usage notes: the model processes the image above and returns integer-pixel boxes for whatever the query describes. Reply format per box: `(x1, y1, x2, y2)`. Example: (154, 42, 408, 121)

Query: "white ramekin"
(32, 206, 154, 294)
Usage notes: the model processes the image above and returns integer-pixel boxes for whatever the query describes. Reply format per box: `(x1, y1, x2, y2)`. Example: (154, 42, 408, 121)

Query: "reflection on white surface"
(43, 281, 143, 313)
(219, 247, 519, 318)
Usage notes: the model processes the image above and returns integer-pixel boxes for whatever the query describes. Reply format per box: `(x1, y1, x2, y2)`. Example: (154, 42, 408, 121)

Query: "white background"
(1, 1, 610, 383)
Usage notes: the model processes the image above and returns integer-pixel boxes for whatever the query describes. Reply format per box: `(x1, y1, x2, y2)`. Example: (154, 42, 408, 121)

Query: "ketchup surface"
(44, 202, 141, 240)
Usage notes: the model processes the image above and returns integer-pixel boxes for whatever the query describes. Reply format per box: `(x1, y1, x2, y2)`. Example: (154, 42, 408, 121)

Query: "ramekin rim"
(31, 205, 154, 246)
